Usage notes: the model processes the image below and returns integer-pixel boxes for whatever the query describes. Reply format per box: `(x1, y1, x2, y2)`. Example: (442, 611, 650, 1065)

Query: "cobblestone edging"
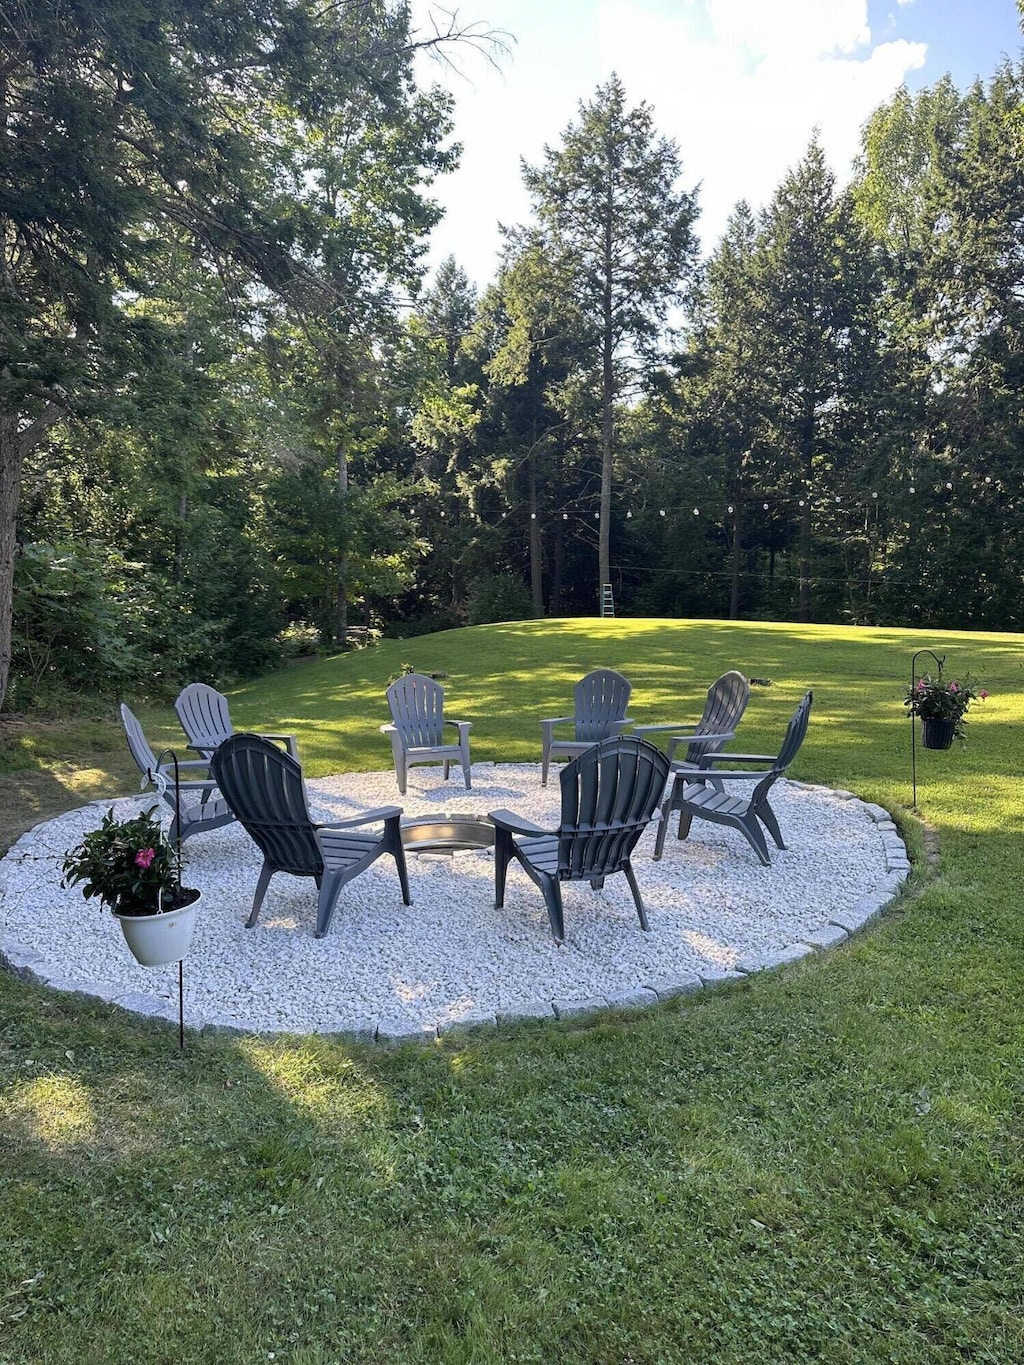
(0, 787, 913, 1044)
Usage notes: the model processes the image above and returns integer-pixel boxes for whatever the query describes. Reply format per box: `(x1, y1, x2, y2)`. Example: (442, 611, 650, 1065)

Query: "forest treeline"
(3, 1, 1023, 709)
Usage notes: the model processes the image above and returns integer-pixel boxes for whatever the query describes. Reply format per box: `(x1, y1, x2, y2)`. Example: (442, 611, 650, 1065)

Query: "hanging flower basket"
(921, 717, 956, 751)
(904, 673, 987, 748)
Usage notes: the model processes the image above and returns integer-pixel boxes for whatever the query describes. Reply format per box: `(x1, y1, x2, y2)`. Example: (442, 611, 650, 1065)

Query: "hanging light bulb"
(626, 510, 632, 519)
(727, 505, 734, 514)
(909, 486, 915, 494)
(530, 512, 536, 519)
(871, 491, 878, 499)
(594, 511, 599, 519)
(562, 512, 568, 521)
(945, 481, 953, 490)
(985, 475, 992, 484)
(692, 508, 699, 516)
(763, 502, 769, 511)
(659, 509, 666, 517)
(835, 496, 842, 504)
(798, 499, 805, 507)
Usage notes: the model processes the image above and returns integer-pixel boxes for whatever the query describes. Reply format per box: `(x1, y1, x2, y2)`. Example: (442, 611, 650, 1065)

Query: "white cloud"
(411, 0, 927, 284)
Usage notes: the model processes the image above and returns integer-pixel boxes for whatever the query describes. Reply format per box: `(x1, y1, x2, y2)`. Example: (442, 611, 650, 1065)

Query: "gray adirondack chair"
(653, 691, 813, 866)
(491, 735, 669, 944)
(634, 670, 751, 782)
(120, 703, 237, 845)
(382, 673, 472, 795)
(175, 682, 298, 761)
(210, 733, 410, 937)
(540, 668, 633, 786)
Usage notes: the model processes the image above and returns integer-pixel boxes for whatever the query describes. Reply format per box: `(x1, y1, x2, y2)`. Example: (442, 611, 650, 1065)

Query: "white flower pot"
(114, 892, 201, 967)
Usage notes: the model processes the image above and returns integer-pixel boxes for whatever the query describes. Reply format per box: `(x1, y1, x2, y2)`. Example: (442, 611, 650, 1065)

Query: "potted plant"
(903, 673, 988, 750)
(61, 806, 201, 966)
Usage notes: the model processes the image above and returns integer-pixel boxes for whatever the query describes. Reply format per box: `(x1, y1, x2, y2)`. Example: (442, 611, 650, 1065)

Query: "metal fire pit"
(400, 814, 495, 856)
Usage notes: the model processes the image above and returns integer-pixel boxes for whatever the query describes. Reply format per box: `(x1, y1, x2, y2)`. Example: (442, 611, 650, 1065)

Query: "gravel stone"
(0, 766, 897, 1035)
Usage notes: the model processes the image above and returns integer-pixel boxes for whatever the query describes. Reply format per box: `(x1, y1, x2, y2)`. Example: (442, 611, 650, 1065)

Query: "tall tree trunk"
(552, 523, 565, 614)
(0, 415, 23, 710)
(598, 192, 614, 610)
(0, 402, 61, 710)
(729, 483, 742, 619)
(335, 438, 348, 644)
(172, 492, 188, 584)
(528, 448, 544, 614)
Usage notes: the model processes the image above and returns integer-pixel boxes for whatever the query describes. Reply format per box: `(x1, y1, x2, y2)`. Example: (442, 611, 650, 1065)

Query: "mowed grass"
(2, 618, 1024, 1364)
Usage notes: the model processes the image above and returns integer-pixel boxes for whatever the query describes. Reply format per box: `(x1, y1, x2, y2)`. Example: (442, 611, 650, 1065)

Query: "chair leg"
(246, 863, 275, 928)
(538, 874, 565, 944)
(443, 760, 451, 780)
(389, 822, 412, 906)
(757, 801, 786, 850)
(494, 829, 513, 908)
(623, 863, 650, 931)
(460, 735, 471, 790)
(314, 871, 344, 938)
(738, 815, 772, 867)
(676, 808, 693, 841)
(653, 797, 671, 860)
(390, 733, 407, 796)
(541, 737, 550, 787)
(590, 876, 605, 891)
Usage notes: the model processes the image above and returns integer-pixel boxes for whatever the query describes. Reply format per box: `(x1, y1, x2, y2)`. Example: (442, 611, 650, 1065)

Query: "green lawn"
(2, 619, 1024, 1363)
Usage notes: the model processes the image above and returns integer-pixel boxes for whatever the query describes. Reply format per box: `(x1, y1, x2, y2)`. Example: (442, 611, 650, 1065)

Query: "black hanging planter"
(921, 717, 956, 751)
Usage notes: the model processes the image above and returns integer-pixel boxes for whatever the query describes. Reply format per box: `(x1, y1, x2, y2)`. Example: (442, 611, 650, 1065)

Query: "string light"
(798, 499, 805, 507)
(945, 481, 953, 490)
(727, 505, 734, 514)
(909, 486, 915, 494)
(692, 508, 699, 516)
(985, 476, 992, 484)
(530, 512, 536, 519)
(872, 492, 878, 499)
(763, 503, 769, 511)
(626, 510, 632, 518)
(562, 512, 568, 520)
(659, 509, 666, 517)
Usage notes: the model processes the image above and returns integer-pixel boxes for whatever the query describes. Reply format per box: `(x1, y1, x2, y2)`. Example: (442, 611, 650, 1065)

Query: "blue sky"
(411, 0, 1023, 286)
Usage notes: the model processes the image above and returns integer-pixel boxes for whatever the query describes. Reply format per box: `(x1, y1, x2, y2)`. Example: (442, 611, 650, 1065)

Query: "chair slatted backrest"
(211, 734, 322, 876)
(751, 692, 813, 807)
(557, 736, 669, 879)
(386, 674, 446, 748)
(573, 669, 632, 743)
(120, 703, 160, 781)
(684, 671, 751, 766)
(176, 683, 233, 748)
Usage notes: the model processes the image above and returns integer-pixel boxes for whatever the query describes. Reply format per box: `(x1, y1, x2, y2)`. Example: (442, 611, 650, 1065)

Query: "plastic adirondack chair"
(175, 683, 298, 761)
(540, 668, 633, 787)
(634, 670, 751, 784)
(210, 734, 410, 937)
(653, 691, 813, 866)
(491, 735, 669, 944)
(120, 703, 237, 845)
(381, 673, 472, 795)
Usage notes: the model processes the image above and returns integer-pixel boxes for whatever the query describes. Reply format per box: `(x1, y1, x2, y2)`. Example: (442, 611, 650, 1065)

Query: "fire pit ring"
(400, 813, 496, 856)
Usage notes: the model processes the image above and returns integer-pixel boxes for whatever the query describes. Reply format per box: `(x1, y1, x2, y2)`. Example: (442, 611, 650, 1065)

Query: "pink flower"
(135, 847, 155, 869)
(917, 680, 926, 691)
(980, 690, 989, 700)
(948, 681, 958, 692)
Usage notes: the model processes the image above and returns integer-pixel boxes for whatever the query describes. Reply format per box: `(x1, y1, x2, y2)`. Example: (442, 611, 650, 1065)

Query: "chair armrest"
(700, 753, 775, 765)
(682, 768, 773, 784)
(316, 806, 403, 830)
(258, 732, 298, 754)
(634, 721, 699, 736)
(161, 757, 215, 772)
(540, 716, 575, 734)
(444, 719, 472, 735)
(380, 723, 397, 735)
(489, 808, 555, 837)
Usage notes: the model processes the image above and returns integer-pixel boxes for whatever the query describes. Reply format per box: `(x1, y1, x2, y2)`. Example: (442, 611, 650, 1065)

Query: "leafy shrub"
(276, 620, 323, 659)
(466, 574, 534, 626)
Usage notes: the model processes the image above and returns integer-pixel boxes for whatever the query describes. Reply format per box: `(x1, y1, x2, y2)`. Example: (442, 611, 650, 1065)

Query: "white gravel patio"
(0, 763, 909, 1039)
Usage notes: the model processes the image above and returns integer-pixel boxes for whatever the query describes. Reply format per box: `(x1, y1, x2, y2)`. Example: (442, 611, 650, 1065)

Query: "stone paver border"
(0, 787, 914, 1043)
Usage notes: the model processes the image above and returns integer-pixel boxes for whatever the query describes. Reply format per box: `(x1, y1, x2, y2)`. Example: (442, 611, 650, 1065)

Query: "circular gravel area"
(0, 764, 908, 1038)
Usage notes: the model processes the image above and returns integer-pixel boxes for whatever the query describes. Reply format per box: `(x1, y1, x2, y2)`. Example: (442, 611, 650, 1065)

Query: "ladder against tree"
(601, 583, 615, 617)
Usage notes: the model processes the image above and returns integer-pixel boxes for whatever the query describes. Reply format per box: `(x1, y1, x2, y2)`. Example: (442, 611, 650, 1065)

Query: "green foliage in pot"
(903, 673, 988, 741)
(61, 807, 187, 917)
